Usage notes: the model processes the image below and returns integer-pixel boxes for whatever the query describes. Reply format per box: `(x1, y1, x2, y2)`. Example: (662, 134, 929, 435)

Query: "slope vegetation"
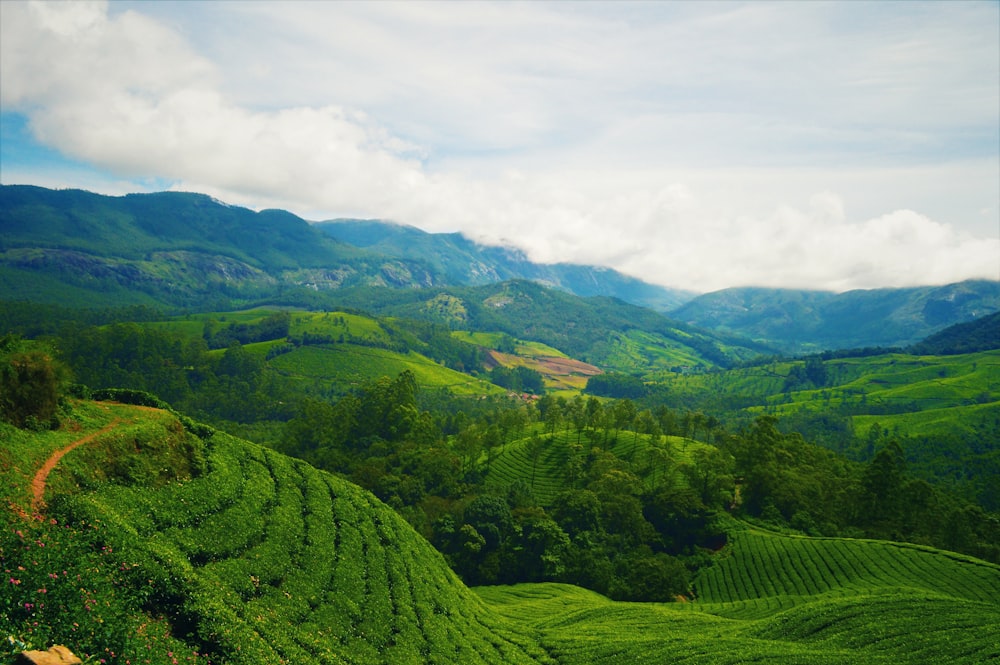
(670, 280, 1000, 352)
(478, 523, 1000, 664)
(2, 402, 550, 664)
(4, 402, 999, 664)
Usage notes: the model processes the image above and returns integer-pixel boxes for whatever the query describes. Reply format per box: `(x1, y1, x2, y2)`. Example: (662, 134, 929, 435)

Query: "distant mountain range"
(669, 281, 1000, 353)
(315, 218, 694, 311)
(1, 184, 997, 353)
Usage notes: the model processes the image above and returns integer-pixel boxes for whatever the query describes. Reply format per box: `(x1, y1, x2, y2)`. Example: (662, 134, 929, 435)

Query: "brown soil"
(30, 419, 121, 515)
(534, 356, 602, 376)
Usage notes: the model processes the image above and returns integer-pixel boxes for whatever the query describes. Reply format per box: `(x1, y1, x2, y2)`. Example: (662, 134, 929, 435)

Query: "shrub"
(0, 340, 69, 428)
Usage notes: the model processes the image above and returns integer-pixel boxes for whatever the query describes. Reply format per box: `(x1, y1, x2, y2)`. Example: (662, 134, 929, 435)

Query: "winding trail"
(30, 419, 121, 514)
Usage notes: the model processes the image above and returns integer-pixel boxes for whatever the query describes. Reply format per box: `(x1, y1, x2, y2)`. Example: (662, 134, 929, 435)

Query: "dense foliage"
(908, 310, 1000, 355)
(0, 335, 69, 430)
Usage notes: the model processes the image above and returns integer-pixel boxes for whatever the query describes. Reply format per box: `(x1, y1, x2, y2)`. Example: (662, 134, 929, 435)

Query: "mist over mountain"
(1, 184, 996, 354)
(0, 185, 691, 312)
(315, 219, 696, 311)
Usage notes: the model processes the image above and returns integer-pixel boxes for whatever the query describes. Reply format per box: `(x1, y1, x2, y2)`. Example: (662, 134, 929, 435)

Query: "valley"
(2, 185, 999, 663)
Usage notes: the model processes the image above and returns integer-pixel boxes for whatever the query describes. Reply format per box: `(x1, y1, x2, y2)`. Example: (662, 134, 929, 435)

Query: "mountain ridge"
(2, 184, 996, 353)
(0, 184, 692, 312)
(670, 280, 1000, 353)
(315, 218, 695, 311)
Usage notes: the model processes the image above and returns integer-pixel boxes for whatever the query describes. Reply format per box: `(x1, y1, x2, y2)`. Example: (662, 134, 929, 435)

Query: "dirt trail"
(30, 419, 121, 515)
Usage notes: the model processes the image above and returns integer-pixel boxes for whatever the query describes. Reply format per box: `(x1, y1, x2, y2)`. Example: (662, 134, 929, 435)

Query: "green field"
(452, 331, 568, 359)
(477, 523, 1000, 664)
(595, 329, 708, 373)
(478, 581, 1000, 664)
(138, 307, 504, 397)
(659, 349, 1000, 435)
(269, 344, 501, 396)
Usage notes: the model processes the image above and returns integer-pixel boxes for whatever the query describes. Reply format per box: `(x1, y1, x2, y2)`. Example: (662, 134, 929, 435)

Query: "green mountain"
(0, 184, 451, 308)
(909, 310, 1000, 355)
(316, 218, 694, 311)
(669, 281, 1000, 353)
(0, 185, 692, 312)
(314, 279, 774, 369)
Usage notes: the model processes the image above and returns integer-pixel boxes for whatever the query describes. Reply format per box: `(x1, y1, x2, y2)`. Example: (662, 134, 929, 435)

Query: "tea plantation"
(3, 402, 999, 664)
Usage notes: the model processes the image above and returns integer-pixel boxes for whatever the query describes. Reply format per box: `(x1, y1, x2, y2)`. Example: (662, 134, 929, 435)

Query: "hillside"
(480, 522, 1000, 664)
(0, 185, 459, 309)
(322, 280, 773, 370)
(0, 184, 691, 312)
(4, 401, 999, 664)
(670, 280, 1000, 352)
(908, 310, 1000, 355)
(1, 401, 551, 664)
(316, 218, 694, 311)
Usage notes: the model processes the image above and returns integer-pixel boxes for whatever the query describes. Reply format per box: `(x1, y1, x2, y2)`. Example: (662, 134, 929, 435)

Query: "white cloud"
(1, 0, 997, 293)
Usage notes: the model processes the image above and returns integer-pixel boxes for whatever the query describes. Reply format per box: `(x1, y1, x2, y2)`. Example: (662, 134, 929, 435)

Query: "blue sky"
(1, 0, 997, 292)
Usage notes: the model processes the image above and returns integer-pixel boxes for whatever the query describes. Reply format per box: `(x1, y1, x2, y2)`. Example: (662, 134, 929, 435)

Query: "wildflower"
(9, 578, 20, 585)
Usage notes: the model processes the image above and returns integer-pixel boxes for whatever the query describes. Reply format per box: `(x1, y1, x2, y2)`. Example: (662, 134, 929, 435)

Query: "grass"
(269, 344, 502, 396)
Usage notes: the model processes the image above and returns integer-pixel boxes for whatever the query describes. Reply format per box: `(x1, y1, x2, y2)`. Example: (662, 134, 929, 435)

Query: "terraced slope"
(478, 524, 1000, 664)
(60, 432, 551, 664)
(484, 429, 711, 505)
(479, 582, 1000, 664)
(692, 523, 1000, 614)
(2, 404, 550, 664)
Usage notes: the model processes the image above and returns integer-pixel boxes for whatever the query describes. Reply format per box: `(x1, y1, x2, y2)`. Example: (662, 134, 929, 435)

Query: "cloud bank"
(1, 0, 997, 292)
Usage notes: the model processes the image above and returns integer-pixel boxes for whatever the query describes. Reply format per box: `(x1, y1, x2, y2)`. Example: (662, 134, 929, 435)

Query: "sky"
(1, 0, 998, 293)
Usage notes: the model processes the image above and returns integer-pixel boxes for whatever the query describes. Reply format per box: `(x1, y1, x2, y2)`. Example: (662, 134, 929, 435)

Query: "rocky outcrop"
(16, 645, 82, 665)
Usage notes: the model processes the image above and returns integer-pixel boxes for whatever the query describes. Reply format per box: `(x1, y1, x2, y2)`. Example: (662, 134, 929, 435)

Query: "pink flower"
(9, 577, 20, 585)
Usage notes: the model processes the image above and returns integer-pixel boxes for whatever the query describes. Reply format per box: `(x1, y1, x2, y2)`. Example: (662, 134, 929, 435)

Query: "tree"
(616, 552, 690, 601)
(463, 495, 515, 561)
(682, 446, 736, 508)
(0, 337, 68, 429)
(610, 399, 637, 443)
(516, 512, 570, 581)
(543, 396, 563, 435)
(633, 409, 661, 458)
(526, 433, 546, 491)
(858, 439, 907, 531)
(550, 489, 602, 535)
(804, 355, 828, 387)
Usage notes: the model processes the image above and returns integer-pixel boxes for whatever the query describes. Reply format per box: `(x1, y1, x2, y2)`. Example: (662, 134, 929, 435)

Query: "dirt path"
(30, 419, 121, 515)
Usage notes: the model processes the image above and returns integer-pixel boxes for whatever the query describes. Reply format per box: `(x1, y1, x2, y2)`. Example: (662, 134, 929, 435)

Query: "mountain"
(315, 218, 695, 311)
(308, 279, 775, 369)
(0, 184, 446, 308)
(0, 185, 693, 312)
(669, 281, 1000, 353)
(908, 310, 1000, 355)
